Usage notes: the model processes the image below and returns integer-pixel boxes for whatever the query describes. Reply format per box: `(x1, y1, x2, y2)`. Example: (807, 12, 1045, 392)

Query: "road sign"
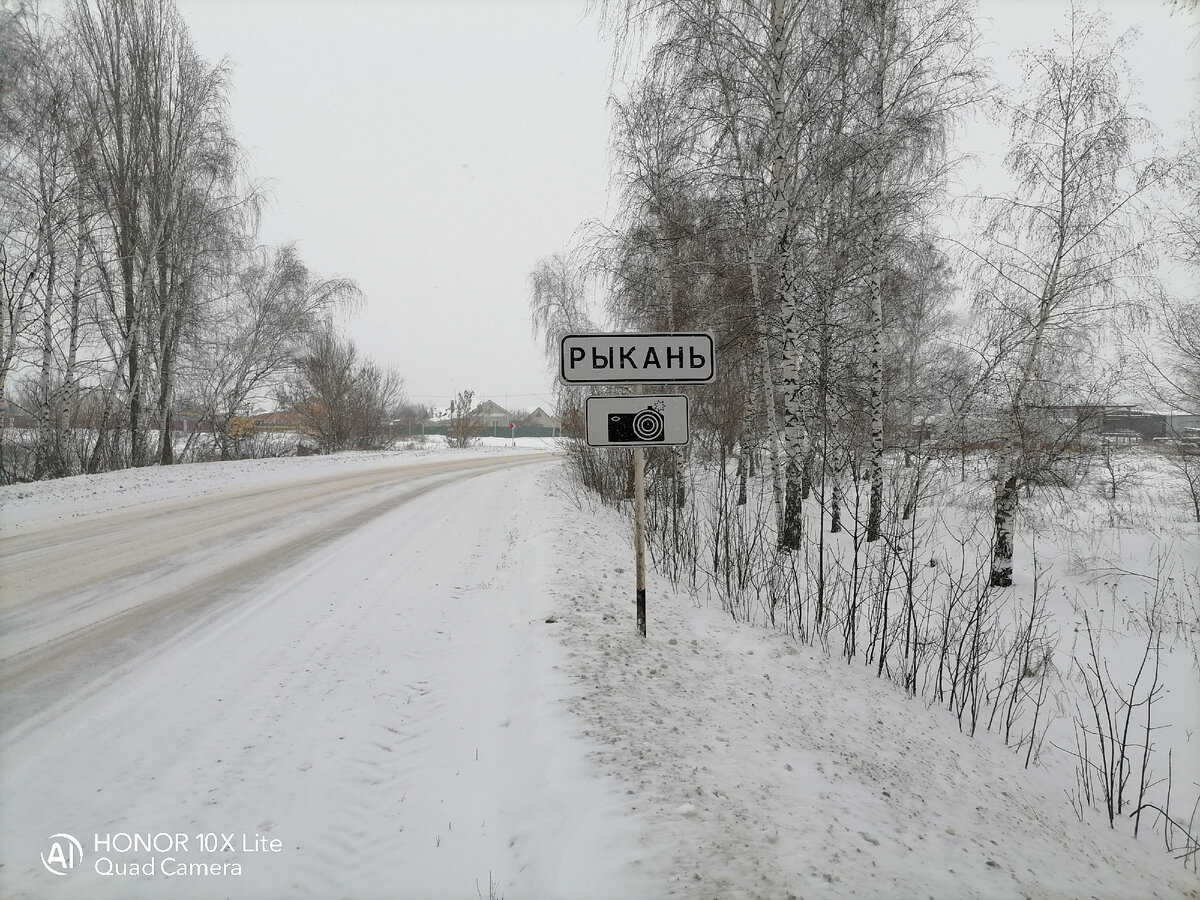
(560, 332, 714, 384)
(585, 395, 689, 447)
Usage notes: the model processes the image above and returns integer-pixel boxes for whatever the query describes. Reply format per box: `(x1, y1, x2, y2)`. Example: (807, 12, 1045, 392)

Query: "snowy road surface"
(1, 452, 550, 723)
(1, 450, 648, 898)
(1, 447, 1196, 899)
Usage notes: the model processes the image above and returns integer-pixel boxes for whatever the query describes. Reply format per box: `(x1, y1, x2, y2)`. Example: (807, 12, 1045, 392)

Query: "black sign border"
(559, 332, 716, 384)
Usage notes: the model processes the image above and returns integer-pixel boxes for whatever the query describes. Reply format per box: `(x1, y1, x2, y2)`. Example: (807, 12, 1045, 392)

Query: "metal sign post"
(632, 386, 647, 637)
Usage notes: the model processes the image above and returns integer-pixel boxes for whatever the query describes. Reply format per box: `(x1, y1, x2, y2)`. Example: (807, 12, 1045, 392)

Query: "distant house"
(472, 400, 512, 427)
(1025, 404, 1200, 444)
(1164, 412, 1200, 440)
(444, 400, 564, 438)
(417, 399, 562, 439)
(522, 407, 561, 430)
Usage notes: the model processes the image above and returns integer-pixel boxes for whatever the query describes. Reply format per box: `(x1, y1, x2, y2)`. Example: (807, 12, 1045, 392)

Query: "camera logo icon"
(608, 406, 665, 443)
(41, 833, 83, 876)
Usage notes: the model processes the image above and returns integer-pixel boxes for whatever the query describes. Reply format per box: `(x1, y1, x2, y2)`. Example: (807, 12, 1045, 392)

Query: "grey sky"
(179, 0, 614, 414)
(177, 0, 1198, 414)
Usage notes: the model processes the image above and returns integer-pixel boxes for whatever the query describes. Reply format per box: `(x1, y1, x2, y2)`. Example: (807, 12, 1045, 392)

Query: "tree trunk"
(829, 457, 842, 534)
(990, 471, 1019, 587)
(737, 359, 754, 506)
(36, 204, 58, 478)
(717, 61, 784, 536)
(770, 0, 810, 552)
(988, 236, 1065, 585)
(866, 1, 891, 543)
(752, 262, 786, 540)
(119, 245, 145, 466)
(59, 165, 88, 474)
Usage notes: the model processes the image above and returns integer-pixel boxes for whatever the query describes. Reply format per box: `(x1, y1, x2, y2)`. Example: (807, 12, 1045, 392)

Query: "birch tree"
(0, 5, 98, 478)
(1145, 119, 1200, 414)
(853, 0, 981, 540)
(600, 0, 833, 549)
(279, 325, 404, 454)
(967, 2, 1167, 587)
(0, 6, 33, 410)
(68, 0, 242, 466)
(529, 250, 595, 423)
(185, 243, 360, 459)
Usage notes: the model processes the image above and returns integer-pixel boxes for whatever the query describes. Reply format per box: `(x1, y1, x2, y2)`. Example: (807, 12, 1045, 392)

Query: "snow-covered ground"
(1, 442, 1197, 898)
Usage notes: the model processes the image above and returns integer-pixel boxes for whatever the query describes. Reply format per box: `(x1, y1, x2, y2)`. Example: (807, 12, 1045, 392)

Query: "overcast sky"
(176, 0, 1198, 414)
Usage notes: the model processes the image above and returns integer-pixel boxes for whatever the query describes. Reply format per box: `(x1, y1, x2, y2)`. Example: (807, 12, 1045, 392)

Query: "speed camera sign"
(584, 395, 689, 447)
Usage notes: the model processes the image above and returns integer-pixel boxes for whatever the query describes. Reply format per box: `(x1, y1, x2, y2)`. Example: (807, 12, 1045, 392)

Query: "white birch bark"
(716, 62, 786, 535)
(866, 0, 891, 543)
(990, 246, 1064, 586)
(59, 175, 86, 455)
(989, 84, 1071, 586)
(752, 264, 786, 536)
(768, 0, 810, 552)
(36, 197, 57, 477)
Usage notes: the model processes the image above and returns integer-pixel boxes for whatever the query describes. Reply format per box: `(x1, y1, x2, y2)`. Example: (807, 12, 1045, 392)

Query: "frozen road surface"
(0, 449, 646, 899)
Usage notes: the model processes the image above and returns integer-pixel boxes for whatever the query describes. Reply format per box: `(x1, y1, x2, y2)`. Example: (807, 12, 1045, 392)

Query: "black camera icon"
(608, 406, 666, 443)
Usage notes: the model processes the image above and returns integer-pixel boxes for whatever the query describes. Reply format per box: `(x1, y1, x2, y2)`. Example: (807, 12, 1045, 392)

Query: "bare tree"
(595, 0, 981, 550)
(529, 251, 593, 358)
(0, 4, 104, 479)
(0, 3, 41, 408)
(0, 0, 385, 481)
(1140, 119, 1200, 416)
(186, 243, 360, 459)
(964, 2, 1168, 587)
(529, 250, 595, 438)
(1140, 118, 1200, 521)
(446, 388, 480, 449)
(279, 325, 403, 453)
(854, 0, 983, 541)
(68, 0, 245, 467)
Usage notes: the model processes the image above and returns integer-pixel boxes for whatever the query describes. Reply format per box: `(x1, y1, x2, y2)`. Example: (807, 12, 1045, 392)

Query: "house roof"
(472, 400, 510, 417)
(524, 406, 561, 426)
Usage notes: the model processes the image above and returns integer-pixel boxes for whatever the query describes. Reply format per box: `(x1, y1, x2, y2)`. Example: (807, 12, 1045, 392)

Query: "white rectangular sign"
(585, 395, 689, 447)
(561, 333, 714, 384)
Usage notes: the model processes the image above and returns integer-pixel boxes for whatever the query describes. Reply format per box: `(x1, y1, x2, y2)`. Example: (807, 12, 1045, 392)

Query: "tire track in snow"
(258, 463, 567, 897)
(0, 454, 550, 732)
(1, 459, 558, 899)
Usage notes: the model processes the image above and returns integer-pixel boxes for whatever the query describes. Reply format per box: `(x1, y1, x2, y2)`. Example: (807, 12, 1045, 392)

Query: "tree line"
(531, 0, 1198, 588)
(1, 0, 403, 480)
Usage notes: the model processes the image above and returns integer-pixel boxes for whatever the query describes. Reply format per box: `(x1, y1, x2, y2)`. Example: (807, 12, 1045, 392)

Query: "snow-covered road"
(0, 453, 550, 724)
(0, 450, 647, 899)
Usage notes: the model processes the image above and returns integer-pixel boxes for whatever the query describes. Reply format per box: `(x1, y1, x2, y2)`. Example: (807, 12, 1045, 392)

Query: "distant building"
(522, 407, 561, 430)
(1101, 408, 1167, 441)
(252, 409, 309, 433)
(472, 400, 512, 428)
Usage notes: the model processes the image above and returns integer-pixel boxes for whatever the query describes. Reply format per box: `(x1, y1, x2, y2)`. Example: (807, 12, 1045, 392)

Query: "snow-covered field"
(1, 440, 1197, 898)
